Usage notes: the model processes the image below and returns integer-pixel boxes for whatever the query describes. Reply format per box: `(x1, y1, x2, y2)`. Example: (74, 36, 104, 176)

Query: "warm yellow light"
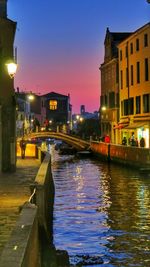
(101, 106, 106, 111)
(49, 100, 57, 110)
(28, 94, 34, 101)
(76, 115, 80, 120)
(79, 117, 83, 122)
(6, 62, 17, 78)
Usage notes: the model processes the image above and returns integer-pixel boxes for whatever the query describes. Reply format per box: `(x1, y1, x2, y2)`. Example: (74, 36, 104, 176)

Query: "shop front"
(121, 122, 149, 148)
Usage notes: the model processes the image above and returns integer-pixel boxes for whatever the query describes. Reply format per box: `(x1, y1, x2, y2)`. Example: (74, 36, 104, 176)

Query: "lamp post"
(100, 106, 107, 138)
(27, 93, 35, 133)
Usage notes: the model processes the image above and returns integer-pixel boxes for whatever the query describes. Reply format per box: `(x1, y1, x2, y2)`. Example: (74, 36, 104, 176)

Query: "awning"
(124, 122, 146, 129)
(113, 124, 128, 129)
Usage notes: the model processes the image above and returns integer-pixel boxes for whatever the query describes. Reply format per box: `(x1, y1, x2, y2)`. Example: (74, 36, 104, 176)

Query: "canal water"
(50, 145, 150, 266)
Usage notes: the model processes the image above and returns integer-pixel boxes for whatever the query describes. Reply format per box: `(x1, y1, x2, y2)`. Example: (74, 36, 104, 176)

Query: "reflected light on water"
(51, 147, 150, 266)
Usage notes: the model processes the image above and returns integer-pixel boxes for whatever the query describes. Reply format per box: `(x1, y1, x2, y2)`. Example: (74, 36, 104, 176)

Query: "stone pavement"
(0, 157, 40, 256)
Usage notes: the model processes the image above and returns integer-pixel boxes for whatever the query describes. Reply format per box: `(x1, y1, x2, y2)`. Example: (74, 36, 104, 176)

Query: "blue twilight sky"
(8, 0, 150, 113)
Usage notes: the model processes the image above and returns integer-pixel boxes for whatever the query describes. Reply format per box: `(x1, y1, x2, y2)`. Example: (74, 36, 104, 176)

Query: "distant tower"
(80, 105, 85, 115)
(0, 0, 7, 18)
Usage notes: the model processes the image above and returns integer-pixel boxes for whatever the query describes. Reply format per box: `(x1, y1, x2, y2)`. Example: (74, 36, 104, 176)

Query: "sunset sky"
(9, 0, 149, 113)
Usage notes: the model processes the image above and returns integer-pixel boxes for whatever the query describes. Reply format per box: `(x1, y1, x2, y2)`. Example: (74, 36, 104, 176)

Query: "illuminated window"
(49, 100, 57, 110)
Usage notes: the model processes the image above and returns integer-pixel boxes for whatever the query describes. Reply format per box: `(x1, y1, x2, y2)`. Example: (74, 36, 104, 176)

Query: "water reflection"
(51, 146, 150, 266)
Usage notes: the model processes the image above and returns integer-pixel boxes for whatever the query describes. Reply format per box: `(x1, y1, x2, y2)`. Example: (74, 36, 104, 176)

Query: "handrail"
(28, 188, 36, 204)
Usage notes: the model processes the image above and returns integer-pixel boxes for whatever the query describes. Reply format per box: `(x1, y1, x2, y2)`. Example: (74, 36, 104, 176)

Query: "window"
(145, 58, 149, 81)
(130, 65, 134, 85)
(104, 95, 108, 106)
(109, 92, 115, 108)
(143, 94, 150, 113)
(128, 97, 134, 115)
(101, 95, 108, 107)
(130, 43, 133, 54)
(120, 50, 122, 61)
(136, 96, 141, 114)
(120, 70, 123, 89)
(126, 67, 129, 87)
(121, 101, 123, 116)
(136, 62, 140, 83)
(136, 38, 139, 51)
(49, 100, 57, 110)
(125, 46, 128, 57)
(116, 63, 119, 83)
(144, 33, 148, 47)
(116, 93, 119, 107)
(123, 98, 134, 115)
(124, 99, 128, 115)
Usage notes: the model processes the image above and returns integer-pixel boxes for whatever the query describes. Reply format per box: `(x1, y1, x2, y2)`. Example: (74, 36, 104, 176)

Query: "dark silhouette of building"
(0, 0, 17, 171)
(80, 105, 85, 115)
(42, 92, 72, 132)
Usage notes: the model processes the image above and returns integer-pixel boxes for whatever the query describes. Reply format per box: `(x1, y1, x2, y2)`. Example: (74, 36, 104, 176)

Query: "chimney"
(0, 0, 7, 18)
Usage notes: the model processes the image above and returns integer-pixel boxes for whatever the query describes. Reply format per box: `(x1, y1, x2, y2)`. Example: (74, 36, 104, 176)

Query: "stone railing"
(0, 149, 55, 267)
(0, 203, 40, 267)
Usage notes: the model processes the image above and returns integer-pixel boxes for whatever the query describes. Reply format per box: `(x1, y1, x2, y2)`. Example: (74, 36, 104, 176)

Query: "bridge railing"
(24, 131, 90, 151)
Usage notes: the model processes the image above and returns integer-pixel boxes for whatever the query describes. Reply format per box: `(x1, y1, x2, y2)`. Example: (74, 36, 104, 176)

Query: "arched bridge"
(26, 132, 90, 151)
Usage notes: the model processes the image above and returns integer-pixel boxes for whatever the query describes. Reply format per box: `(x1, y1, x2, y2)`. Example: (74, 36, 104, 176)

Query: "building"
(30, 94, 46, 128)
(118, 22, 150, 147)
(100, 28, 132, 143)
(16, 90, 46, 135)
(42, 92, 72, 133)
(0, 0, 17, 171)
(16, 95, 30, 137)
(80, 105, 85, 115)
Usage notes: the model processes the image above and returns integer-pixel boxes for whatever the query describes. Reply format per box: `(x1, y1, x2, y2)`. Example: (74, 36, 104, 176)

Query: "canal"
(50, 145, 150, 266)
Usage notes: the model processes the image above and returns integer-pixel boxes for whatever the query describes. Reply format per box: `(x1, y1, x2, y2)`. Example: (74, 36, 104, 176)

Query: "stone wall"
(34, 151, 55, 243)
(91, 141, 150, 168)
(17, 142, 36, 157)
(0, 149, 55, 267)
(0, 203, 40, 267)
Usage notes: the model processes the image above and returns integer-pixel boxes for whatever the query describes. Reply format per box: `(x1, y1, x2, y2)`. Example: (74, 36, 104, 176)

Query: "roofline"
(117, 22, 150, 47)
(100, 58, 118, 70)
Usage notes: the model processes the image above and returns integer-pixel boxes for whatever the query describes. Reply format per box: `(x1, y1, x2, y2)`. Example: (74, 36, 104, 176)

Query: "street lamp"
(101, 106, 107, 111)
(6, 61, 17, 78)
(27, 94, 35, 101)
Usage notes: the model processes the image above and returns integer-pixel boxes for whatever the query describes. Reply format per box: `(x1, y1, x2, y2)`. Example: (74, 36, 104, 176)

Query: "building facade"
(118, 23, 150, 147)
(16, 90, 46, 135)
(0, 0, 17, 171)
(100, 28, 131, 143)
(42, 92, 72, 133)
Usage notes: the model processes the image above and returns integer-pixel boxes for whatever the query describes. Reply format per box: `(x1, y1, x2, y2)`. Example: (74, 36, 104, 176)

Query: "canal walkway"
(0, 157, 40, 256)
